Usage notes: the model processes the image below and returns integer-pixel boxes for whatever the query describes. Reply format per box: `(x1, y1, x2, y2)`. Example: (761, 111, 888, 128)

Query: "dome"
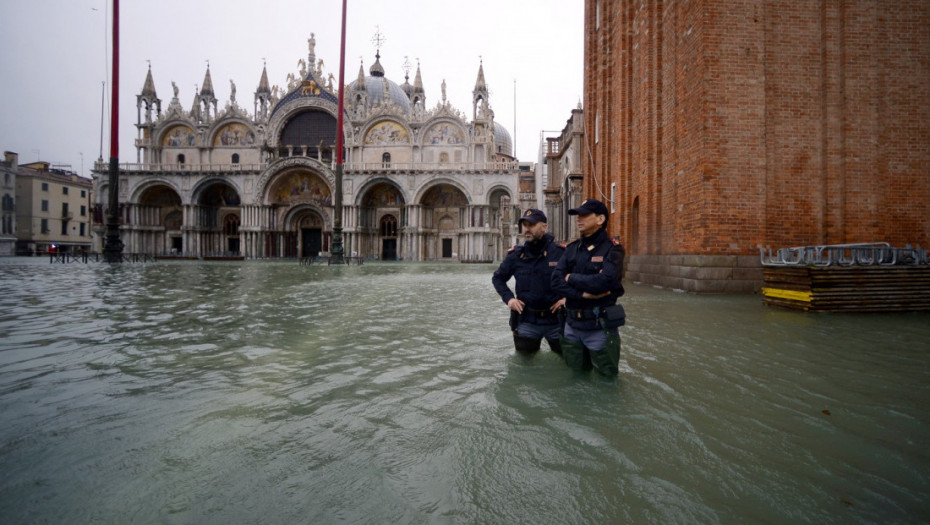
(348, 53, 411, 113)
(493, 122, 513, 158)
(349, 76, 411, 112)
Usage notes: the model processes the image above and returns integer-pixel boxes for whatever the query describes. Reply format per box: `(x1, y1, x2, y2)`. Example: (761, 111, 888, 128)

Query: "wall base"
(626, 254, 763, 294)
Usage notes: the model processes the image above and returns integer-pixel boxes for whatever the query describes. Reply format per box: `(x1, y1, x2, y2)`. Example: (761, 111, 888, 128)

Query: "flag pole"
(103, 0, 123, 262)
(329, 0, 348, 265)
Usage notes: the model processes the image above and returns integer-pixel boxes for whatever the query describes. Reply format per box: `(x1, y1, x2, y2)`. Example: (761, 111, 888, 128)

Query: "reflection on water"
(1, 257, 928, 524)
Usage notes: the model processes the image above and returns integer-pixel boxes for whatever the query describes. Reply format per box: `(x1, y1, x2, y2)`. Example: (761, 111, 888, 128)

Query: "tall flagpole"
(329, 0, 347, 264)
(103, 0, 123, 262)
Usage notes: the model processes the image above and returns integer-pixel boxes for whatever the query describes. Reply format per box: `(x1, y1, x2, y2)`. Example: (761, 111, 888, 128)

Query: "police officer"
(492, 209, 566, 355)
(551, 198, 626, 375)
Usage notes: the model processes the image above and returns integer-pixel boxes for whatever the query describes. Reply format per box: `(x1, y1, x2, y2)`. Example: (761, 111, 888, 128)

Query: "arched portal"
(380, 214, 398, 260)
(359, 181, 405, 260)
(267, 168, 332, 258)
(197, 181, 241, 256)
(420, 183, 468, 260)
(137, 185, 182, 255)
(296, 209, 325, 258)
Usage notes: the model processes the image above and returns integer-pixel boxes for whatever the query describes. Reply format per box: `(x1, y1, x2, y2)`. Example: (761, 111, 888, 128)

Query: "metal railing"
(760, 243, 930, 267)
(95, 161, 521, 173)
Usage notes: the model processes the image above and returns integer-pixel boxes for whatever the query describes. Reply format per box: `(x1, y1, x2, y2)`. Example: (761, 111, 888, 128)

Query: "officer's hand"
(507, 298, 525, 313)
(550, 298, 566, 313)
(582, 291, 610, 299)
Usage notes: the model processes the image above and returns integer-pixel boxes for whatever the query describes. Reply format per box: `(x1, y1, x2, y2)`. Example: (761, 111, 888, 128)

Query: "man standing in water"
(492, 209, 566, 355)
(551, 199, 625, 375)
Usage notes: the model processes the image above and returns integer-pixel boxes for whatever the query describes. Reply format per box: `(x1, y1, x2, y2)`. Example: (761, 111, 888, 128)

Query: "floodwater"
(1, 257, 928, 524)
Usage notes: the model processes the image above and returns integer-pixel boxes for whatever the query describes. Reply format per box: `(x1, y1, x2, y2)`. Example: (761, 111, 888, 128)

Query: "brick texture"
(584, 0, 930, 292)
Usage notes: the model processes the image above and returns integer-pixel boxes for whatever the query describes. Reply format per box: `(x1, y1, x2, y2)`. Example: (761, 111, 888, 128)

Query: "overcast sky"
(0, 0, 583, 178)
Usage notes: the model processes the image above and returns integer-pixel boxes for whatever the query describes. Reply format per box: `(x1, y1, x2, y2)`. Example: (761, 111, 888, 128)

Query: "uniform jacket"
(492, 233, 565, 311)
(550, 228, 625, 312)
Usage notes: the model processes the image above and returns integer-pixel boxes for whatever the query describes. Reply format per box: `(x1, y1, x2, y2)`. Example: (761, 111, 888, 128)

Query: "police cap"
(568, 198, 609, 217)
(518, 208, 548, 225)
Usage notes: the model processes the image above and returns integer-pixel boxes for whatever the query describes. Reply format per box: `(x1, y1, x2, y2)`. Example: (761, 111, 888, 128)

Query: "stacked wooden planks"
(762, 266, 930, 311)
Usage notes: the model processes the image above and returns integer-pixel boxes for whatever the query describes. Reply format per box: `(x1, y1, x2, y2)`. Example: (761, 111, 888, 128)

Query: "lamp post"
(329, 0, 348, 265)
(103, 0, 123, 262)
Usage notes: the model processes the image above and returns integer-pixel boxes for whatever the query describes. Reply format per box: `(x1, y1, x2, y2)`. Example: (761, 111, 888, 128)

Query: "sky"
(0, 0, 583, 179)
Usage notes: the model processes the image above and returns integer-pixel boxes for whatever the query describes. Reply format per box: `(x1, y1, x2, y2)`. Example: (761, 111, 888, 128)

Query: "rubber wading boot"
(545, 337, 562, 355)
(513, 334, 542, 354)
(560, 337, 592, 370)
(590, 330, 621, 376)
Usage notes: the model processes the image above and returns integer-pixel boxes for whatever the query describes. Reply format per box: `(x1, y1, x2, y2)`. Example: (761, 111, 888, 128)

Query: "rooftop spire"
(256, 61, 270, 95)
(413, 60, 424, 94)
(141, 63, 157, 98)
(474, 58, 487, 91)
(357, 59, 366, 85)
(200, 62, 214, 97)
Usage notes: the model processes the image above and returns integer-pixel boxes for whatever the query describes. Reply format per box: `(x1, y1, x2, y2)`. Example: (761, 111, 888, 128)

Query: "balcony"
(94, 160, 522, 174)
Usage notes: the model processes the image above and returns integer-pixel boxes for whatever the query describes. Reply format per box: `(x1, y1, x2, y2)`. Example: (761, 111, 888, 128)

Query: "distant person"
(492, 209, 565, 355)
(551, 199, 626, 375)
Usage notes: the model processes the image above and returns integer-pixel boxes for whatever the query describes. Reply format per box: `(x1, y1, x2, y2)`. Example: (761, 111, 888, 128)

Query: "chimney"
(3, 151, 18, 170)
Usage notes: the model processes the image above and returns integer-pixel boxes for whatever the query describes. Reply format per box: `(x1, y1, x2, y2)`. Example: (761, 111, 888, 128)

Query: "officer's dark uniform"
(551, 199, 625, 375)
(492, 209, 565, 354)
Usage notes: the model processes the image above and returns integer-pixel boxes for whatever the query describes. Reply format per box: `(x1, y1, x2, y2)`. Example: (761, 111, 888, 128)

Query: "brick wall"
(585, 0, 930, 292)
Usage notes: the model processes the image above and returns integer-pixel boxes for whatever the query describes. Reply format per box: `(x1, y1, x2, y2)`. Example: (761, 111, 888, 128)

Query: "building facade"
(93, 35, 524, 261)
(542, 106, 586, 244)
(0, 152, 16, 256)
(584, 0, 930, 292)
(9, 152, 93, 255)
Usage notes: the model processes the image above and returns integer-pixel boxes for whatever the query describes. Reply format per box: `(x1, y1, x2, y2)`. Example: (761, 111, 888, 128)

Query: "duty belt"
(523, 306, 554, 318)
(567, 308, 598, 321)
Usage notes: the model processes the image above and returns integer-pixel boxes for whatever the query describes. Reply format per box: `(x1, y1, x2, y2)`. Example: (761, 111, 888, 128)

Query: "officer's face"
(523, 221, 548, 241)
(576, 213, 605, 237)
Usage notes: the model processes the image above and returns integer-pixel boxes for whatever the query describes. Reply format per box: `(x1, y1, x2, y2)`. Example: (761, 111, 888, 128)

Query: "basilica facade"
(92, 35, 523, 261)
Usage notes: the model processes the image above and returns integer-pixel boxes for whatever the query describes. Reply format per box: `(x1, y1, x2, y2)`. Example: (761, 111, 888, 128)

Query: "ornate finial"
(146, 59, 151, 69)
(206, 59, 210, 69)
(403, 56, 412, 79)
(371, 25, 386, 53)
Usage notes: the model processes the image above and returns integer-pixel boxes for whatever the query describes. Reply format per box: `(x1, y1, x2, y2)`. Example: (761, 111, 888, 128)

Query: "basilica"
(92, 34, 524, 261)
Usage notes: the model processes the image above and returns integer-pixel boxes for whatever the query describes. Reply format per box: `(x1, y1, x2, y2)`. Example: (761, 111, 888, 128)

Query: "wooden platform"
(762, 266, 930, 311)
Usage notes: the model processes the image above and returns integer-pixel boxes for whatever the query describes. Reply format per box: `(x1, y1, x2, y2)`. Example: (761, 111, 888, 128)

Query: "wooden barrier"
(762, 266, 930, 311)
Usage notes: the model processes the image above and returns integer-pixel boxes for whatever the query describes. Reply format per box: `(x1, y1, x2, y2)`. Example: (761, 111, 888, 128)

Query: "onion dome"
(348, 52, 411, 112)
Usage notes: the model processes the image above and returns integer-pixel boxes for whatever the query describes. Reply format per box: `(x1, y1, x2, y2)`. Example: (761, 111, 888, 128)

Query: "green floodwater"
(1, 257, 928, 524)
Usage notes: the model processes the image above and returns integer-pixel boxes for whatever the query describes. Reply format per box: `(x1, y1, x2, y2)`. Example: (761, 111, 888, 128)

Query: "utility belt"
(510, 305, 563, 331)
(566, 305, 626, 330)
(522, 306, 557, 319)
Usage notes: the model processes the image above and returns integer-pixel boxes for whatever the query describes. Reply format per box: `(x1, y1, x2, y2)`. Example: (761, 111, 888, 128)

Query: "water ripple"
(0, 258, 928, 524)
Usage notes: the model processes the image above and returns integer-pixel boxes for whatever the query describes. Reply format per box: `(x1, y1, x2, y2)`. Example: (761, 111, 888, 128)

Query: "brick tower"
(584, 1, 930, 292)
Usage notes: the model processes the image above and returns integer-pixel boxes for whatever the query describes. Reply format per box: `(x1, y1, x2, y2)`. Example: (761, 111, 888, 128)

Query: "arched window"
(380, 214, 397, 237)
(177, 154, 185, 165)
(231, 153, 240, 164)
(224, 214, 240, 236)
(382, 152, 391, 168)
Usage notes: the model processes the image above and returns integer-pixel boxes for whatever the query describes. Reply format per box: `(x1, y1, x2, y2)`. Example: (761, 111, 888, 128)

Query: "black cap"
(568, 198, 609, 216)
(518, 208, 547, 225)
